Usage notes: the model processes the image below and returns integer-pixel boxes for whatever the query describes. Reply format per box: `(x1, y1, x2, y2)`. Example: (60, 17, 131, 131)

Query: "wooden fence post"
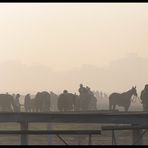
(132, 124, 143, 145)
(48, 123, 53, 145)
(20, 122, 28, 145)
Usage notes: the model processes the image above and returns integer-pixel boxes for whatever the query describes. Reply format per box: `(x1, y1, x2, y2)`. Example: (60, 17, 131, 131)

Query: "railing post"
(88, 134, 92, 145)
(112, 129, 116, 145)
(132, 124, 143, 145)
(48, 123, 53, 145)
(20, 121, 28, 145)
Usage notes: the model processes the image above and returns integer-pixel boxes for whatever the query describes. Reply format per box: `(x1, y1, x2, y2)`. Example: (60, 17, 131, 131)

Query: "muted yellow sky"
(0, 3, 148, 71)
(0, 3, 148, 94)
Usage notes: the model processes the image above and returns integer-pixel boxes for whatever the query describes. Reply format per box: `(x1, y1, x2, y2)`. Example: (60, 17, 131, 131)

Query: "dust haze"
(0, 3, 147, 96)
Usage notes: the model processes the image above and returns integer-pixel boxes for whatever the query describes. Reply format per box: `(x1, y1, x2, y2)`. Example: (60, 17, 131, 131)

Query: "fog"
(0, 3, 147, 96)
(0, 53, 147, 97)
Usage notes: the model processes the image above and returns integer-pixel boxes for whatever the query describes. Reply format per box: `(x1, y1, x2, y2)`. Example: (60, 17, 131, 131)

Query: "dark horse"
(34, 91, 51, 112)
(109, 86, 137, 111)
(58, 93, 80, 111)
(0, 94, 15, 112)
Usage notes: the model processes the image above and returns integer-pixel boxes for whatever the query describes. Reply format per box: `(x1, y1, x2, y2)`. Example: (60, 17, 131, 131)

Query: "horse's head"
(131, 86, 138, 97)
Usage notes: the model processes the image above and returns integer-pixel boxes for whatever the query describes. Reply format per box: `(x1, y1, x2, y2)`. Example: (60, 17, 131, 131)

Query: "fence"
(0, 111, 147, 145)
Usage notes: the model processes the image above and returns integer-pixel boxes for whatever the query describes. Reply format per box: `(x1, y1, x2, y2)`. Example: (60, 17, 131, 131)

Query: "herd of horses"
(0, 86, 145, 112)
(0, 91, 97, 112)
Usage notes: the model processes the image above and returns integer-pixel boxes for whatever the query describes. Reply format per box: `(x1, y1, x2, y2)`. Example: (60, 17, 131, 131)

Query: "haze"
(0, 3, 148, 95)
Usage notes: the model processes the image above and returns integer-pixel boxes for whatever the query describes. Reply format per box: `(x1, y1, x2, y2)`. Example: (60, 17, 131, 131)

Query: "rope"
(131, 96, 136, 103)
(137, 96, 142, 104)
(131, 96, 142, 104)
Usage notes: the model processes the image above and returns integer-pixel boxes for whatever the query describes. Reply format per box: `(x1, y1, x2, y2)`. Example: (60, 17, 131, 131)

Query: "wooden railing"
(0, 130, 101, 145)
(0, 111, 147, 145)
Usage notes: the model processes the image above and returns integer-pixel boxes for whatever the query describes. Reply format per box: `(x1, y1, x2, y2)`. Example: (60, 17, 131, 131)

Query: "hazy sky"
(0, 3, 148, 71)
(0, 3, 148, 94)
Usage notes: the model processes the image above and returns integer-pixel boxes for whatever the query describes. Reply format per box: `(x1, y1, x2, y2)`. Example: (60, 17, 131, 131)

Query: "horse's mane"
(121, 88, 133, 95)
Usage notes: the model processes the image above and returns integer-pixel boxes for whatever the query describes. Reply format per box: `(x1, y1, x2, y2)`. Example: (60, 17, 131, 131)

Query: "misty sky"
(0, 3, 148, 94)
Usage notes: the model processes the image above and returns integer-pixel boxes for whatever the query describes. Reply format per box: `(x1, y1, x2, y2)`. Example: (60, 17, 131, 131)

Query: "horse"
(140, 88, 148, 111)
(79, 92, 92, 111)
(58, 93, 78, 111)
(30, 98, 36, 112)
(0, 94, 15, 112)
(88, 95, 97, 110)
(24, 94, 31, 112)
(34, 91, 51, 112)
(73, 94, 81, 111)
(13, 94, 21, 112)
(109, 86, 137, 111)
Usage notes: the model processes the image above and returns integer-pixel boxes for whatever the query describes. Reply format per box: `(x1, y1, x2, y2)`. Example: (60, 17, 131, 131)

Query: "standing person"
(140, 84, 148, 111)
(78, 84, 86, 95)
(24, 94, 31, 112)
(78, 84, 90, 111)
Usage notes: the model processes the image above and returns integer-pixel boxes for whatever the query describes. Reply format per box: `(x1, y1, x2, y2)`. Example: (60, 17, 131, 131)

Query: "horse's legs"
(9, 105, 13, 112)
(124, 104, 130, 111)
(143, 104, 148, 112)
(109, 102, 112, 110)
(109, 99, 114, 111)
(3, 106, 7, 112)
(64, 108, 66, 112)
(109, 102, 115, 111)
(124, 106, 129, 112)
(36, 106, 38, 112)
(113, 104, 116, 111)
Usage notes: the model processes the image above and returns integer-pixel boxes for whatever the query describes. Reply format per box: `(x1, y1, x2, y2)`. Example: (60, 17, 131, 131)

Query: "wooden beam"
(0, 130, 101, 135)
(20, 122, 28, 145)
(102, 125, 148, 130)
(0, 111, 147, 125)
